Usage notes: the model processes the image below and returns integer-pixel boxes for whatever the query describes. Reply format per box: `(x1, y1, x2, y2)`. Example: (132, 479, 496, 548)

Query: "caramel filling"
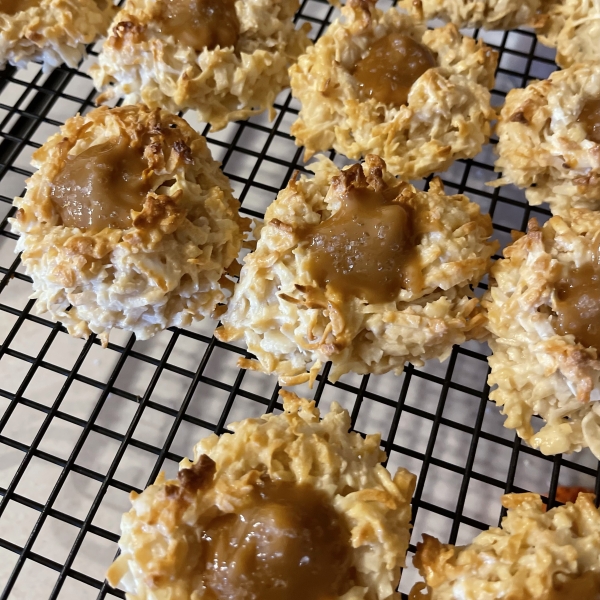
(547, 571, 600, 600)
(300, 179, 423, 304)
(50, 137, 152, 231)
(202, 479, 353, 600)
(158, 0, 239, 52)
(0, 0, 38, 15)
(579, 97, 600, 144)
(555, 259, 600, 350)
(353, 33, 436, 107)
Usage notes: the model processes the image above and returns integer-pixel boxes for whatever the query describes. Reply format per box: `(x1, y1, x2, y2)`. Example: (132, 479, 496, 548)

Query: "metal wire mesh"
(0, 1, 599, 599)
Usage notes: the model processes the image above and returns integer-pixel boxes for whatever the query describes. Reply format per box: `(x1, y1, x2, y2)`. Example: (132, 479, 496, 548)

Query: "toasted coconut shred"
(106, 391, 417, 600)
(538, 0, 600, 68)
(10, 104, 247, 346)
(400, 0, 547, 30)
(492, 62, 600, 216)
(410, 493, 600, 600)
(216, 155, 497, 386)
(90, 0, 311, 131)
(289, 0, 497, 179)
(0, 0, 115, 72)
(484, 213, 600, 458)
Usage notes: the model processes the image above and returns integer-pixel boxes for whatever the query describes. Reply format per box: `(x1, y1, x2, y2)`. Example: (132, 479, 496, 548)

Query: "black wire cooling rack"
(1, 1, 599, 599)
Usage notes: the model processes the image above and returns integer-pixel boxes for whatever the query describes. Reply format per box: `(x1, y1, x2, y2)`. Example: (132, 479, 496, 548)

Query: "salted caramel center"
(579, 97, 600, 144)
(300, 181, 422, 303)
(158, 0, 239, 52)
(554, 260, 600, 350)
(0, 0, 38, 15)
(353, 33, 436, 107)
(50, 137, 151, 231)
(547, 571, 600, 600)
(202, 479, 353, 600)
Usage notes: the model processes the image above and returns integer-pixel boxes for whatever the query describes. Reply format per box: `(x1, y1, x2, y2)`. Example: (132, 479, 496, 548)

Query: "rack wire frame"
(0, 1, 599, 598)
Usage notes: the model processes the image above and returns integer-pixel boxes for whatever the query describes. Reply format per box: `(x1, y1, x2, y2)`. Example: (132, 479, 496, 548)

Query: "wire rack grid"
(0, 1, 598, 599)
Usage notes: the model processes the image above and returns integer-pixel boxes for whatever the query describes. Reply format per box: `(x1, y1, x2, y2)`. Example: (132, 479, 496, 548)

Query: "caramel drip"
(201, 479, 353, 600)
(546, 571, 600, 600)
(158, 0, 239, 52)
(300, 182, 423, 303)
(554, 254, 600, 350)
(578, 97, 600, 144)
(50, 136, 152, 231)
(353, 33, 436, 107)
(0, 0, 38, 15)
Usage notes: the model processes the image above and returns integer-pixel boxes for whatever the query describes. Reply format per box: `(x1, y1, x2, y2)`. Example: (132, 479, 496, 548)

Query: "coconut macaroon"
(90, 0, 311, 131)
(10, 104, 246, 345)
(538, 0, 600, 68)
(0, 0, 115, 72)
(216, 154, 497, 386)
(410, 492, 600, 600)
(400, 0, 547, 30)
(289, 0, 497, 179)
(483, 212, 600, 458)
(493, 63, 600, 216)
(106, 390, 417, 600)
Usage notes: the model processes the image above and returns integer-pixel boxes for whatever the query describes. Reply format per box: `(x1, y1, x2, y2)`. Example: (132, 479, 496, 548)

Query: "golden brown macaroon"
(484, 213, 600, 458)
(289, 0, 497, 179)
(10, 104, 247, 346)
(555, 485, 595, 504)
(106, 390, 417, 600)
(492, 62, 600, 216)
(216, 154, 497, 386)
(91, 0, 311, 131)
(0, 0, 115, 72)
(400, 0, 548, 30)
(410, 493, 600, 600)
(538, 0, 600, 68)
